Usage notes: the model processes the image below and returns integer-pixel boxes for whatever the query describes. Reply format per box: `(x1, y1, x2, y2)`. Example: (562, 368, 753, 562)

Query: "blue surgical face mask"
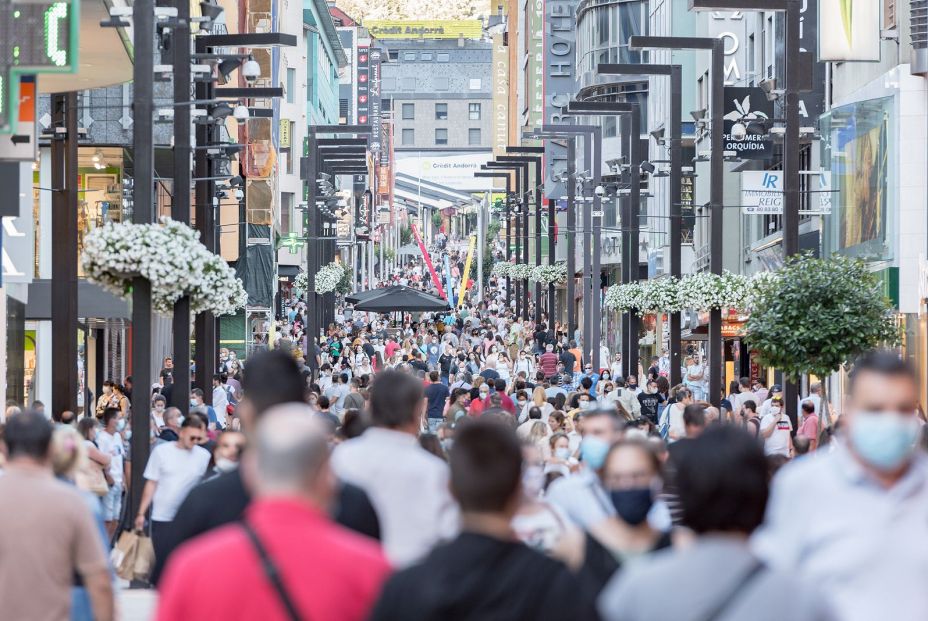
(555, 446, 572, 461)
(580, 436, 611, 470)
(115, 419, 127, 432)
(850, 411, 920, 472)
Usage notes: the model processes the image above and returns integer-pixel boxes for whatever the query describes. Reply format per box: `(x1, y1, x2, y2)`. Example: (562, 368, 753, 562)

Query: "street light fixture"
(560, 102, 640, 376)
(629, 34, 726, 408)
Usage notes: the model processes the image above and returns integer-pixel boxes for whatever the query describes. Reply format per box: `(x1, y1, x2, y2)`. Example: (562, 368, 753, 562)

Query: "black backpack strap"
(241, 521, 304, 621)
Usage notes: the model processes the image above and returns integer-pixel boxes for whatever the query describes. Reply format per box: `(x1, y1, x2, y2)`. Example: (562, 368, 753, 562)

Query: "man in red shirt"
(485, 378, 516, 415)
(539, 343, 559, 379)
(157, 404, 391, 621)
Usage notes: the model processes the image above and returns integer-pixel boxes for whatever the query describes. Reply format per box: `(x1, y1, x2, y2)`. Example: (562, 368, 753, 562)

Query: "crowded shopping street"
(3, 0, 928, 620)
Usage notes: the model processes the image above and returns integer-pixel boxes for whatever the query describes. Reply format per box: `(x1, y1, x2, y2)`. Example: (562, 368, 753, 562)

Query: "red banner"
(411, 223, 446, 299)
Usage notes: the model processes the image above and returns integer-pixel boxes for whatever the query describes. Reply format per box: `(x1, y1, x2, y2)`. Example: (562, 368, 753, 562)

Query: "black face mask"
(609, 487, 653, 526)
(627, 382, 638, 389)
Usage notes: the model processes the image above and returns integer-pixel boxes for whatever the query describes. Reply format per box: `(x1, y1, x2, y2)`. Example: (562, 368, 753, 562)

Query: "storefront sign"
(395, 151, 493, 191)
(527, 0, 544, 133)
(356, 47, 370, 125)
(723, 87, 773, 160)
(365, 20, 482, 40)
(819, 0, 880, 61)
(279, 119, 291, 149)
(355, 191, 372, 240)
(491, 34, 509, 159)
(741, 170, 833, 215)
(369, 49, 382, 153)
(543, 0, 579, 199)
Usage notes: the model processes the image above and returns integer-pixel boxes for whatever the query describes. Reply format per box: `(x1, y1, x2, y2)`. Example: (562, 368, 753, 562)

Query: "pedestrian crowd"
(1, 247, 927, 621)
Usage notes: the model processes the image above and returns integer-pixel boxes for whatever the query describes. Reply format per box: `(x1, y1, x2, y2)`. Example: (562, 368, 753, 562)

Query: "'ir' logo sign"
(763, 173, 779, 188)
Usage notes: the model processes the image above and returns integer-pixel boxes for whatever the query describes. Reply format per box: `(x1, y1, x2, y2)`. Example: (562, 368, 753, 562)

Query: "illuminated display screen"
(0, 0, 77, 132)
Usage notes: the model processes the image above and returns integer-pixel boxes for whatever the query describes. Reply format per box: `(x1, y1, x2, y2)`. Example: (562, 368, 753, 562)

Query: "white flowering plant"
(314, 262, 344, 294)
(530, 262, 568, 285)
(509, 263, 533, 280)
(492, 263, 513, 278)
(295, 269, 308, 292)
(640, 277, 683, 314)
(604, 282, 645, 311)
(81, 217, 247, 316)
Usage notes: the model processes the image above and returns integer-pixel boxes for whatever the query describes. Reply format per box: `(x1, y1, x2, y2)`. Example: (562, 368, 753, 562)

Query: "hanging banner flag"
(458, 235, 477, 308)
(411, 223, 446, 299)
(443, 254, 455, 309)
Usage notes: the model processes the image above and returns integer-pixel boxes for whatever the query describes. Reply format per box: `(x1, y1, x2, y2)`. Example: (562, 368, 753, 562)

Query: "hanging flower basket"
(605, 282, 645, 311)
(492, 263, 514, 278)
(640, 276, 683, 314)
(297, 263, 354, 295)
(81, 217, 247, 316)
(530, 262, 568, 285)
(509, 263, 533, 280)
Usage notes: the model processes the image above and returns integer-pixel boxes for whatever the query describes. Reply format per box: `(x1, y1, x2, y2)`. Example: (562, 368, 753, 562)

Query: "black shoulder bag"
(241, 521, 305, 621)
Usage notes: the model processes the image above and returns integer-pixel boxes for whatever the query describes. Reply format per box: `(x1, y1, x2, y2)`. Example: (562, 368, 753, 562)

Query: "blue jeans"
(426, 417, 444, 433)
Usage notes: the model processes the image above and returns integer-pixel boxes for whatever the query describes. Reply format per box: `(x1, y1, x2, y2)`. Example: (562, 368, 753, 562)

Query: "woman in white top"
(519, 386, 555, 423)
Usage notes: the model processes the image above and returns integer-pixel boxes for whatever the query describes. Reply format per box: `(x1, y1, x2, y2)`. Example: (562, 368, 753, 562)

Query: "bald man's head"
(247, 403, 333, 504)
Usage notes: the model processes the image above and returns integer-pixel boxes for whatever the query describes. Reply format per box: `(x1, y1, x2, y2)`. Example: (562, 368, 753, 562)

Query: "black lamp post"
(303, 125, 372, 379)
(484, 160, 527, 318)
(528, 125, 602, 369)
(630, 35, 725, 408)
(687, 0, 804, 425)
(505, 147, 546, 323)
(497, 153, 543, 323)
(562, 101, 642, 380)
(598, 63, 684, 387)
(474, 171, 514, 309)
(525, 131, 579, 340)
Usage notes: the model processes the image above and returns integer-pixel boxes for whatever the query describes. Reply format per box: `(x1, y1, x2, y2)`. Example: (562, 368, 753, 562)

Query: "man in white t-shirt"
(97, 408, 126, 537)
(135, 415, 211, 584)
(759, 396, 793, 457)
(211, 374, 230, 427)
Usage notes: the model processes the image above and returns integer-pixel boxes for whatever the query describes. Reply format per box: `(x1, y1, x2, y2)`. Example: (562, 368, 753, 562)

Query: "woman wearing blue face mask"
(553, 439, 672, 599)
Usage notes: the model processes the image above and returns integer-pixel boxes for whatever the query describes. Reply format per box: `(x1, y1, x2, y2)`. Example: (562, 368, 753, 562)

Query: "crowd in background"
(1, 241, 927, 621)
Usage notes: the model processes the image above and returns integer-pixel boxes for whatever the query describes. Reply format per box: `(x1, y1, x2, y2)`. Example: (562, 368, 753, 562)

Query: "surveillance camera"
(594, 185, 606, 197)
(241, 58, 261, 83)
(233, 105, 249, 121)
(730, 122, 747, 140)
(234, 189, 244, 200)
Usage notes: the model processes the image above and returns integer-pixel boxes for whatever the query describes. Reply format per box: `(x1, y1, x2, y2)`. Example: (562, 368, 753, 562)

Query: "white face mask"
(214, 457, 239, 473)
(770, 406, 782, 415)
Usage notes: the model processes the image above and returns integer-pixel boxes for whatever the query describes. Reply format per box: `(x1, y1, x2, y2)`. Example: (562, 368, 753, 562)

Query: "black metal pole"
(533, 160, 542, 324)
(547, 198, 556, 321)
(581, 139, 592, 366)
(566, 139, 576, 340)
(782, 0, 802, 429)
(130, 0, 155, 520)
(628, 105, 641, 381)
(514, 193, 522, 319)
(521, 163, 530, 321)
(591, 127, 602, 371)
(505, 187, 511, 308)
(305, 136, 319, 377)
(50, 93, 78, 417)
(193, 37, 216, 403)
(170, 0, 191, 409)
(708, 39, 724, 409)
(620, 115, 632, 375)
(668, 67, 683, 387)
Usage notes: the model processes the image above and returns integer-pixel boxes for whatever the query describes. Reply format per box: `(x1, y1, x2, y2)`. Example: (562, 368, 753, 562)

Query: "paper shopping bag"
(111, 530, 139, 581)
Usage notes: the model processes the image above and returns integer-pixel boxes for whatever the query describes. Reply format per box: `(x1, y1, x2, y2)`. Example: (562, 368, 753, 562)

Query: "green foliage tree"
(400, 226, 412, 247)
(745, 254, 899, 428)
